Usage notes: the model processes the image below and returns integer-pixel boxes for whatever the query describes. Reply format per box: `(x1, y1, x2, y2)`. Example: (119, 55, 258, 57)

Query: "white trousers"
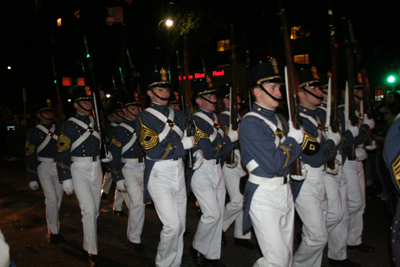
(102, 171, 130, 211)
(251, 183, 294, 267)
(325, 165, 349, 260)
(122, 162, 145, 244)
(37, 162, 63, 235)
(147, 159, 186, 267)
(342, 160, 365, 246)
(192, 162, 226, 260)
(222, 150, 249, 239)
(71, 161, 103, 255)
(293, 165, 328, 267)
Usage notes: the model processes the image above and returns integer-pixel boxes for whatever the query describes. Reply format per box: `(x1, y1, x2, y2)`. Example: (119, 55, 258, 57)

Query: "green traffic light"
(388, 75, 395, 83)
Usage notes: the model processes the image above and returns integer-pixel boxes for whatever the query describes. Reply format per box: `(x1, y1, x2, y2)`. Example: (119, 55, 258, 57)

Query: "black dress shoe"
(48, 233, 61, 244)
(329, 258, 361, 267)
(130, 242, 144, 252)
(347, 243, 374, 253)
(221, 231, 227, 247)
(234, 238, 258, 250)
(207, 259, 227, 267)
(113, 210, 128, 217)
(190, 246, 208, 267)
(101, 192, 107, 200)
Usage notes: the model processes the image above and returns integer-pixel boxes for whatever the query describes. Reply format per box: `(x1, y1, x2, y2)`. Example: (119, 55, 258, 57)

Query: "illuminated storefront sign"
(179, 70, 225, 80)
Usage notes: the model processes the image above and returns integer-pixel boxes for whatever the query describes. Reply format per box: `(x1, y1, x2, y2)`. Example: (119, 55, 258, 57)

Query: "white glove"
(363, 114, 375, 130)
(116, 180, 126, 192)
(192, 150, 204, 170)
(287, 122, 304, 144)
(365, 140, 377, 151)
(29, 181, 39, 191)
(227, 127, 238, 143)
(101, 151, 113, 163)
(181, 136, 194, 150)
(63, 179, 74, 195)
(355, 147, 368, 161)
(290, 161, 307, 181)
(327, 126, 341, 146)
(226, 154, 239, 169)
(326, 159, 341, 175)
(346, 121, 359, 138)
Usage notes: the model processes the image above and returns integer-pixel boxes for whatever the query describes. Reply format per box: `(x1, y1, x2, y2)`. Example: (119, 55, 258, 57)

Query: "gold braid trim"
(301, 131, 318, 150)
(161, 143, 172, 160)
(138, 117, 159, 150)
(279, 144, 290, 168)
(25, 140, 35, 157)
(57, 125, 71, 153)
(224, 125, 229, 137)
(194, 120, 209, 145)
(110, 134, 122, 148)
(56, 161, 70, 170)
(214, 141, 222, 158)
(392, 153, 400, 190)
(27, 168, 37, 174)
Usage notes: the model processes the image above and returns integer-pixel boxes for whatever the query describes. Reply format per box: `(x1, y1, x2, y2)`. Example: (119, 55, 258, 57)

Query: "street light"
(157, 19, 174, 82)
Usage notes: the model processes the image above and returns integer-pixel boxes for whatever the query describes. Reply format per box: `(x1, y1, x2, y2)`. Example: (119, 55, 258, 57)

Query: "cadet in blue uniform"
(135, 69, 195, 267)
(292, 65, 340, 267)
(25, 99, 63, 244)
(189, 78, 237, 267)
(102, 99, 130, 217)
(340, 78, 375, 254)
(383, 109, 400, 267)
(240, 60, 304, 266)
(56, 86, 111, 266)
(218, 83, 257, 250)
(316, 74, 361, 267)
(108, 92, 146, 251)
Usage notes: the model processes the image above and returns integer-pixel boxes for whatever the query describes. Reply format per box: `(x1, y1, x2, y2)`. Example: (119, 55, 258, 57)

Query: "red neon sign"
(179, 71, 224, 80)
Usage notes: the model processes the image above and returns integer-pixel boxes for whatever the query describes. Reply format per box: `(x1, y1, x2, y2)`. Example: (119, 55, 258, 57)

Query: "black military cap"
(192, 78, 217, 99)
(298, 65, 321, 88)
(73, 86, 93, 102)
(218, 82, 241, 99)
(106, 97, 124, 115)
(147, 68, 171, 90)
(354, 73, 364, 91)
(319, 71, 331, 94)
(248, 59, 284, 87)
(169, 91, 181, 105)
(124, 91, 141, 107)
(37, 98, 55, 114)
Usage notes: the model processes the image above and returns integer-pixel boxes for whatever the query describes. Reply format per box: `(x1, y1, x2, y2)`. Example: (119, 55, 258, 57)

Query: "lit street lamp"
(157, 19, 173, 82)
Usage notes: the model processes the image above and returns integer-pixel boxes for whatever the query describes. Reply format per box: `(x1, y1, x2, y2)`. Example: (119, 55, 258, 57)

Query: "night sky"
(2, 0, 400, 114)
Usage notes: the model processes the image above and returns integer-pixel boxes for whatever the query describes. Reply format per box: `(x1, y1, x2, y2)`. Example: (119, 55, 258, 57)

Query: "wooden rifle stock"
(126, 49, 146, 111)
(183, 35, 193, 168)
(278, 0, 302, 175)
(226, 24, 239, 165)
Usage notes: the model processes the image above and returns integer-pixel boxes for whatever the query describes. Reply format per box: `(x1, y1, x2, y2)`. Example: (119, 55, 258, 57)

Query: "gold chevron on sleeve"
(214, 141, 222, 158)
(138, 117, 159, 150)
(279, 144, 291, 168)
(194, 120, 209, 145)
(25, 140, 35, 157)
(301, 131, 318, 150)
(110, 134, 122, 148)
(57, 125, 71, 153)
(224, 125, 229, 137)
(392, 153, 400, 189)
(56, 161, 70, 170)
(161, 143, 172, 160)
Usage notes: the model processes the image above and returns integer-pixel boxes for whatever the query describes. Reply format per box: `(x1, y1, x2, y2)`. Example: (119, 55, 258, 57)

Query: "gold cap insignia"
(311, 66, 319, 79)
(134, 91, 140, 102)
(46, 98, 51, 108)
(271, 57, 279, 74)
(358, 73, 362, 84)
(85, 86, 91, 96)
(160, 68, 168, 82)
(206, 76, 214, 88)
(174, 91, 179, 101)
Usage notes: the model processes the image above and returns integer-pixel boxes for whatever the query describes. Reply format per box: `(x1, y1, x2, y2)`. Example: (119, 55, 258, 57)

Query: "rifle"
(52, 56, 64, 121)
(126, 49, 146, 110)
(278, 0, 302, 175)
(326, 1, 340, 169)
(83, 35, 108, 159)
(342, 18, 358, 160)
(183, 35, 194, 168)
(226, 24, 239, 165)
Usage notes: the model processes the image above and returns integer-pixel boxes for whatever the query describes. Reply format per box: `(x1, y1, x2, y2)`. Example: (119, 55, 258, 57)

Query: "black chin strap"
(77, 102, 92, 112)
(200, 95, 218, 105)
(355, 94, 363, 100)
(260, 84, 283, 102)
(302, 88, 324, 101)
(127, 109, 137, 119)
(115, 112, 125, 121)
(151, 89, 169, 101)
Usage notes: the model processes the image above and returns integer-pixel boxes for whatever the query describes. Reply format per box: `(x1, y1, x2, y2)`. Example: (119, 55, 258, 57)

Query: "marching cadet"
(169, 90, 182, 110)
(56, 86, 112, 266)
(383, 107, 400, 267)
(135, 68, 196, 267)
(316, 74, 361, 267)
(108, 92, 146, 251)
(292, 65, 341, 267)
(102, 99, 130, 217)
(240, 60, 304, 267)
(218, 83, 257, 250)
(25, 99, 63, 244)
(340, 77, 375, 253)
(190, 78, 238, 267)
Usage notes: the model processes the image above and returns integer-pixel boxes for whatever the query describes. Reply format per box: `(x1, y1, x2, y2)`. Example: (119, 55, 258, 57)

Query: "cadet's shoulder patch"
(138, 117, 159, 150)
(301, 131, 320, 156)
(194, 120, 209, 145)
(392, 153, 400, 190)
(25, 140, 35, 157)
(57, 125, 71, 153)
(110, 134, 122, 148)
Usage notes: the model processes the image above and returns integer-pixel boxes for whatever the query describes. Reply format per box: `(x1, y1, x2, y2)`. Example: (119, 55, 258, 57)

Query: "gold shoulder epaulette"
(138, 117, 159, 150)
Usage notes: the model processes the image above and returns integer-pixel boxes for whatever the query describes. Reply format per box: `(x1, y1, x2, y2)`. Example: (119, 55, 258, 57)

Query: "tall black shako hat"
(218, 82, 242, 100)
(354, 72, 364, 91)
(169, 91, 181, 105)
(124, 91, 141, 108)
(247, 58, 284, 102)
(147, 67, 171, 101)
(298, 65, 323, 100)
(192, 77, 217, 105)
(37, 98, 55, 114)
(319, 71, 332, 94)
(106, 97, 123, 115)
(73, 86, 93, 103)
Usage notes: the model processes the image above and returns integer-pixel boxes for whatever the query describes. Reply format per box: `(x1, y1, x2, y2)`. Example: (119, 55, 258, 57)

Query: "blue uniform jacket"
(25, 122, 59, 182)
(218, 108, 240, 166)
(108, 118, 144, 182)
(240, 102, 302, 232)
(55, 113, 101, 182)
(135, 103, 187, 201)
